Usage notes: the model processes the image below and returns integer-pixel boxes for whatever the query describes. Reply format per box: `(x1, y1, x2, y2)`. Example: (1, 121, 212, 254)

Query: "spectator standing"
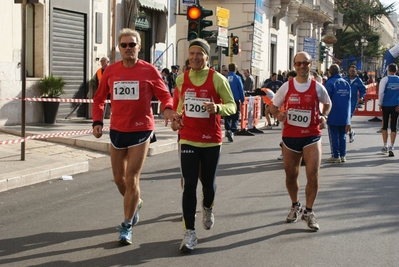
(378, 63, 399, 157)
(277, 70, 284, 82)
(236, 69, 245, 84)
(324, 64, 352, 163)
(270, 51, 331, 231)
(91, 56, 109, 89)
(225, 63, 245, 142)
(172, 38, 236, 252)
(243, 68, 255, 93)
(221, 65, 229, 77)
(267, 73, 283, 93)
(362, 71, 369, 84)
(344, 65, 366, 142)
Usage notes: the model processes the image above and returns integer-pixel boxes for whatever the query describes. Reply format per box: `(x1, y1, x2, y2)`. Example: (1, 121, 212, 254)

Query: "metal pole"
(229, 33, 233, 63)
(21, 0, 27, 161)
(361, 44, 364, 71)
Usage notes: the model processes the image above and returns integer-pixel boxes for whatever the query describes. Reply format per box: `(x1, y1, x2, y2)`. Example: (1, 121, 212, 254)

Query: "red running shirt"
(282, 79, 321, 137)
(178, 69, 223, 143)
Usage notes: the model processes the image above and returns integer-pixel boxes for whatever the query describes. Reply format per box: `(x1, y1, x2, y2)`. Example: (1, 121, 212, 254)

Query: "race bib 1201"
(113, 81, 139, 100)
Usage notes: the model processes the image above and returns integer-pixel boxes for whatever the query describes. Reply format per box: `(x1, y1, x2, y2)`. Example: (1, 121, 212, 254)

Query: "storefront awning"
(139, 0, 167, 13)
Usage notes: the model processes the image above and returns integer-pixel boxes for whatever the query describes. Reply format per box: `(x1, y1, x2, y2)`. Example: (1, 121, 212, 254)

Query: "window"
(26, 4, 34, 77)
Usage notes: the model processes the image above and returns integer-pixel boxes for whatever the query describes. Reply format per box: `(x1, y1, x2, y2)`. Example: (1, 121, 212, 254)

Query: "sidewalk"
(0, 118, 179, 192)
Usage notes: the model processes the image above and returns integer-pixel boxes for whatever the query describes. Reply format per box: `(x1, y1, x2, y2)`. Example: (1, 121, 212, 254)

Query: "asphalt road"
(0, 117, 398, 267)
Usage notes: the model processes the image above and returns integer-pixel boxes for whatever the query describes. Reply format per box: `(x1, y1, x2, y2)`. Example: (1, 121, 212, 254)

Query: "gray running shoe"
(179, 229, 198, 252)
(381, 147, 388, 154)
(226, 131, 234, 142)
(349, 130, 355, 143)
(286, 204, 302, 223)
(202, 207, 214, 230)
(325, 157, 341, 163)
(388, 147, 394, 157)
(301, 211, 320, 231)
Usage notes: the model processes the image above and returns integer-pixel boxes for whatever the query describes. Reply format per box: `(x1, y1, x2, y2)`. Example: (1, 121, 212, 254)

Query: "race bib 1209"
(184, 95, 210, 118)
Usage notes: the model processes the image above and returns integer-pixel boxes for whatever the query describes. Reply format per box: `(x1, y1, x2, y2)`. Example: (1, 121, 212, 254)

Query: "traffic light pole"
(229, 33, 233, 63)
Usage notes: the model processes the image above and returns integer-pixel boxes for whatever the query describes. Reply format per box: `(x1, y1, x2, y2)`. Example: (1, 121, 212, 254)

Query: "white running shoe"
(179, 230, 198, 252)
(202, 207, 214, 230)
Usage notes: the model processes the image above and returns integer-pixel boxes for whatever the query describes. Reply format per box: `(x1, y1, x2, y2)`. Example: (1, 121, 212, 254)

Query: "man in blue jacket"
(378, 63, 399, 157)
(325, 64, 352, 163)
(225, 62, 245, 142)
(344, 65, 366, 142)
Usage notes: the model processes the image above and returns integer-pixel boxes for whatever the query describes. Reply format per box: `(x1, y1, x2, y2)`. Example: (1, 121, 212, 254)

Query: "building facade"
(0, 0, 174, 126)
(1, 0, 397, 126)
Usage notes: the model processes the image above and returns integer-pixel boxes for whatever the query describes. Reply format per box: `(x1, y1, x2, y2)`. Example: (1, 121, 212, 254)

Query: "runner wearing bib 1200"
(270, 51, 331, 232)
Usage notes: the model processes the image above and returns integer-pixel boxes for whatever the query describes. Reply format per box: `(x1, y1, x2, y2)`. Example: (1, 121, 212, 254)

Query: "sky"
(380, 0, 398, 13)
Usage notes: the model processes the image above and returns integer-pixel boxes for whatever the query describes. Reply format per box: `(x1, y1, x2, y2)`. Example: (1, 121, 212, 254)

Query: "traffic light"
(319, 43, 326, 63)
(199, 7, 213, 39)
(187, 6, 201, 41)
(232, 36, 239, 55)
(222, 46, 229, 56)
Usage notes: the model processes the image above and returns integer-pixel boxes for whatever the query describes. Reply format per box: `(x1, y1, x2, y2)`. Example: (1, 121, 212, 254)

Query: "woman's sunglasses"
(120, 42, 137, 48)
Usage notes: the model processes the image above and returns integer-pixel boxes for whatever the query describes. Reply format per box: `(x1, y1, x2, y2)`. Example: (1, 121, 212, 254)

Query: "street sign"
(217, 17, 229, 28)
(217, 36, 229, 47)
(216, 6, 229, 28)
(218, 26, 228, 38)
(216, 6, 230, 19)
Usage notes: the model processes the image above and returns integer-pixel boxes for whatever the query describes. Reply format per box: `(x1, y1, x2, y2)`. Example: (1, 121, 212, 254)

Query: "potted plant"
(38, 73, 66, 124)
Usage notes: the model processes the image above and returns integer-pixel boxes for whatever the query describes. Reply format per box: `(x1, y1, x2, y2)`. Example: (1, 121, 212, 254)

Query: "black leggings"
(382, 106, 399, 132)
(180, 144, 221, 230)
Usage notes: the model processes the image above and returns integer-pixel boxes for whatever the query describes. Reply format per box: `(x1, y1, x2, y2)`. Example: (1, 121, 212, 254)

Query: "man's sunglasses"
(294, 61, 311, 67)
(119, 42, 137, 48)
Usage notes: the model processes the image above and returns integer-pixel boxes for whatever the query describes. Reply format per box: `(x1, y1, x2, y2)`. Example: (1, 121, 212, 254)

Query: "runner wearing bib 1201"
(92, 28, 178, 246)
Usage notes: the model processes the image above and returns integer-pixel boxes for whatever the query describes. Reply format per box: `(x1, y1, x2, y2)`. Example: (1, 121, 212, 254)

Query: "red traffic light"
(232, 36, 239, 43)
(187, 6, 201, 20)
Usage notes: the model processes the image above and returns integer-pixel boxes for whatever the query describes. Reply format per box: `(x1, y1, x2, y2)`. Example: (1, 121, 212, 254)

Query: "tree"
(334, 0, 396, 61)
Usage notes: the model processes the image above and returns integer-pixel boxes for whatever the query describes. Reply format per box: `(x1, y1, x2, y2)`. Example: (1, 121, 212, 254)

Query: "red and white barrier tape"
(0, 127, 110, 146)
(0, 97, 161, 104)
(0, 118, 168, 146)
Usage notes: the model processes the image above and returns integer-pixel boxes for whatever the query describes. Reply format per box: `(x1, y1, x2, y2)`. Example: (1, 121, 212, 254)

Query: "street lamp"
(354, 37, 368, 71)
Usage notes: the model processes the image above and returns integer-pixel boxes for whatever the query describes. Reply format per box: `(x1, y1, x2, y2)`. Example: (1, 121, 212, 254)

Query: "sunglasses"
(119, 42, 137, 48)
(294, 61, 311, 67)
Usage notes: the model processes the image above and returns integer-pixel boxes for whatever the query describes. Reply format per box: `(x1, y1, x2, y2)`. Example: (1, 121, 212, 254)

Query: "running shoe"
(118, 223, 132, 245)
(179, 229, 198, 252)
(381, 147, 388, 154)
(286, 203, 302, 223)
(226, 131, 234, 142)
(277, 154, 283, 160)
(325, 157, 341, 163)
(349, 130, 355, 143)
(388, 147, 394, 157)
(259, 124, 272, 130)
(301, 211, 320, 231)
(202, 207, 214, 230)
(340, 156, 346, 162)
(132, 198, 143, 226)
